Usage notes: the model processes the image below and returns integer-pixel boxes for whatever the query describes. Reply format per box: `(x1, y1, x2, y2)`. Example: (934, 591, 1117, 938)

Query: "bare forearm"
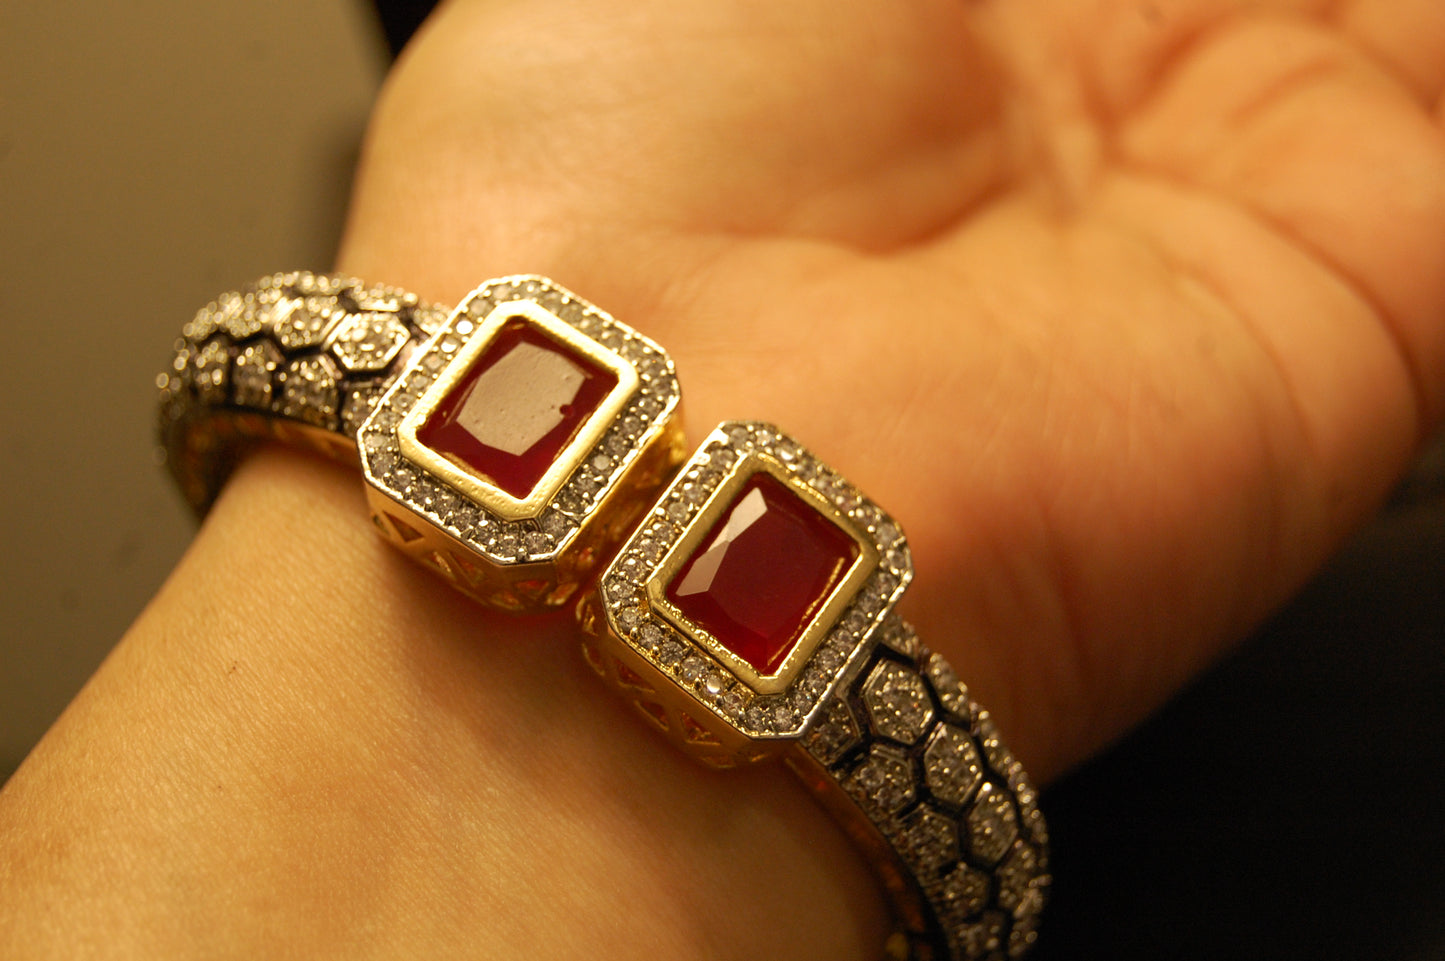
(0, 450, 886, 959)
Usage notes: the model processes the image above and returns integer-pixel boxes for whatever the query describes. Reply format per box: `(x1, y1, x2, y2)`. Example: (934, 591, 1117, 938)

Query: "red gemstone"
(666, 472, 859, 677)
(417, 318, 618, 499)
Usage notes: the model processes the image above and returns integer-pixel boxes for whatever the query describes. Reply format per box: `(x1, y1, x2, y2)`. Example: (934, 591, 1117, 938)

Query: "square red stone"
(665, 471, 859, 677)
(416, 318, 618, 499)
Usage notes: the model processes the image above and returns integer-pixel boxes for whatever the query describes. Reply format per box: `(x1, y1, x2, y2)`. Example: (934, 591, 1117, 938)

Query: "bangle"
(159, 272, 1050, 960)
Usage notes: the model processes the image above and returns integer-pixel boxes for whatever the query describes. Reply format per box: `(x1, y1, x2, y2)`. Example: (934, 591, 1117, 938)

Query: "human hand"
(338, 0, 1445, 781)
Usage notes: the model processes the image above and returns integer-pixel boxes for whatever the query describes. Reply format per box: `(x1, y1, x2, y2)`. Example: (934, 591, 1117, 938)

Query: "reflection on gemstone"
(417, 319, 618, 499)
(667, 472, 858, 678)
(455, 341, 585, 455)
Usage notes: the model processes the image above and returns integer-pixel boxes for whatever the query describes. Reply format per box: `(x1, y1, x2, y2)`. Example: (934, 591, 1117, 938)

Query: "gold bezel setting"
(646, 454, 879, 695)
(358, 276, 681, 569)
(395, 299, 639, 522)
(594, 421, 913, 743)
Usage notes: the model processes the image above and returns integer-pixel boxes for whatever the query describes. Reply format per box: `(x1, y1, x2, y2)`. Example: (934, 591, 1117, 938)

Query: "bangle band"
(159, 273, 1050, 960)
(159, 271, 452, 512)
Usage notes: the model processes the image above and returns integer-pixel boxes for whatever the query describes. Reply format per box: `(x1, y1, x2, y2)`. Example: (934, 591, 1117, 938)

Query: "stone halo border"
(581, 421, 912, 752)
(357, 275, 686, 609)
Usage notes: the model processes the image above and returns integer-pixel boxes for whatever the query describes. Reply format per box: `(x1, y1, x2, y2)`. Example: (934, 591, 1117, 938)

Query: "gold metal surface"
(577, 590, 779, 763)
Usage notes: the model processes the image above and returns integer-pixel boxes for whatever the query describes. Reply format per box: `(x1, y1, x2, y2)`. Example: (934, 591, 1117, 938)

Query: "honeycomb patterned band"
(800, 619, 1050, 960)
(158, 271, 453, 513)
(160, 275, 1049, 960)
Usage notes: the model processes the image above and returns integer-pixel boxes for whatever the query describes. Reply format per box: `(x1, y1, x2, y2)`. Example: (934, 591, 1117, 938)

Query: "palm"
(340, 0, 1445, 780)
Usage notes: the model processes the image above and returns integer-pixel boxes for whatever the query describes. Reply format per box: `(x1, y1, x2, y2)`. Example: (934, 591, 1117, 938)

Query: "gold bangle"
(159, 272, 1050, 960)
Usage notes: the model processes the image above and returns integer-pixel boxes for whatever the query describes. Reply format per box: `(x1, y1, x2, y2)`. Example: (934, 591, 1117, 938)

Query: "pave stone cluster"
(358, 276, 680, 567)
(803, 615, 1051, 961)
(598, 422, 910, 744)
(158, 271, 451, 511)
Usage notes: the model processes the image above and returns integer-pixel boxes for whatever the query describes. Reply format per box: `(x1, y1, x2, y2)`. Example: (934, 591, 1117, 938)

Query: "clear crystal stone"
(856, 586, 884, 618)
(540, 510, 572, 538)
(490, 531, 521, 560)
(954, 911, 1005, 959)
(633, 537, 664, 564)
(635, 623, 664, 652)
(184, 305, 218, 342)
(719, 688, 745, 716)
(273, 297, 335, 350)
(772, 703, 795, 729)
(192, 339, 230, 404)
(798, 667, 828, 700)
(616, 607, 642, 634)
(680, 657, 706, 683)
(605, 431, 632, 456)
(656, 639, 686, 667)
(340, 385, 381, 437)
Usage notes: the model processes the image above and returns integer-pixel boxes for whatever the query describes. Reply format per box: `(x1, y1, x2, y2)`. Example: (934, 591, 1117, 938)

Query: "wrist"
(1, 446, 888, 959)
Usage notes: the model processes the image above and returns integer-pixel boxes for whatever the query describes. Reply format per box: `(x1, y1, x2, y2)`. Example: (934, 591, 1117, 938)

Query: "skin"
(3, 1, 1443, 958)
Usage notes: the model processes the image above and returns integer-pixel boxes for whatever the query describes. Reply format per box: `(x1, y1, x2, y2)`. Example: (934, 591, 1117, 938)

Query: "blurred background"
(3, 3, 1442, 958)
(2, 0, 385, 777)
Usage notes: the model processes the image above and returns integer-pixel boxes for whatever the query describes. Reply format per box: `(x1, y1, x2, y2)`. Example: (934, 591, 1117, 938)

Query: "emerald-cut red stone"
(666, 472, 859, 677)
(417, 318, 618, 499)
